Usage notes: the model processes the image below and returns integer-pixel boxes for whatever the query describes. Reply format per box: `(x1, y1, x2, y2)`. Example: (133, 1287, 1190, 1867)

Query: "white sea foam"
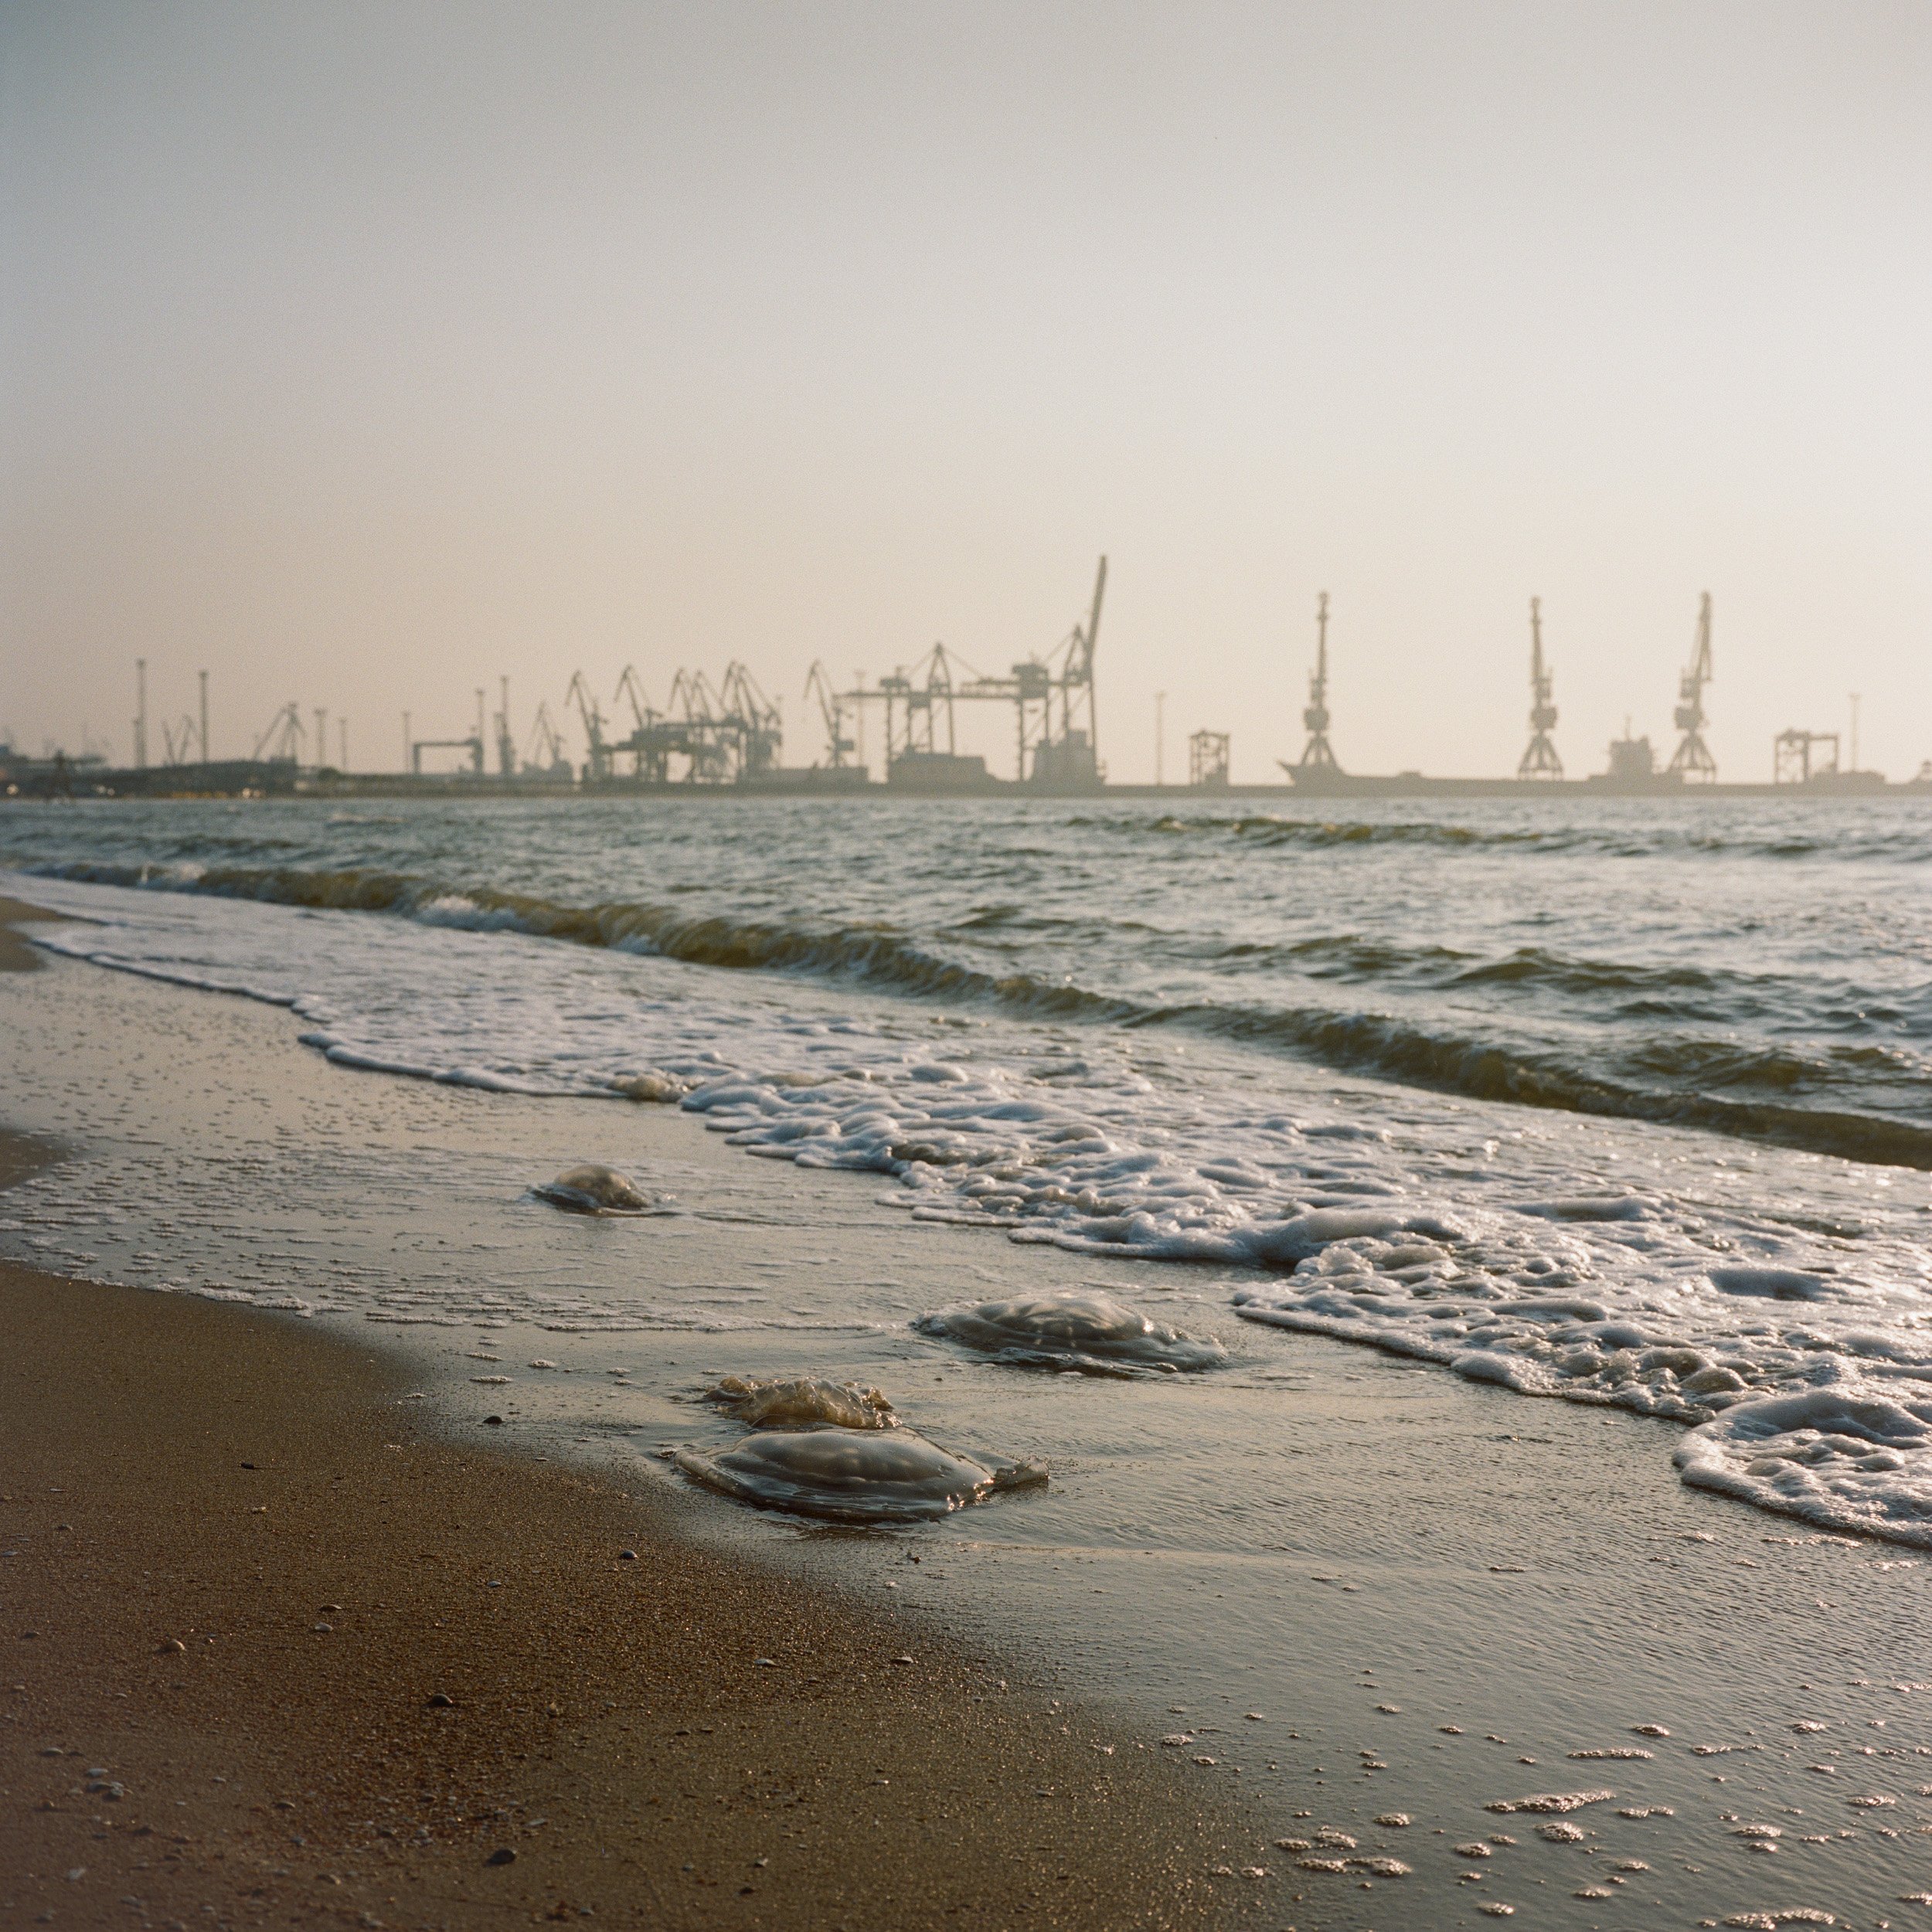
(1675, 1386, 1932, 1542)
(12, 866, 1932, 1546)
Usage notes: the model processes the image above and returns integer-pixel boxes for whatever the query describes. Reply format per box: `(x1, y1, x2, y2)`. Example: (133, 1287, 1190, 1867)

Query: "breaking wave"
(20, 855, 1932, 1168)
(1071, 809, 1932, 864)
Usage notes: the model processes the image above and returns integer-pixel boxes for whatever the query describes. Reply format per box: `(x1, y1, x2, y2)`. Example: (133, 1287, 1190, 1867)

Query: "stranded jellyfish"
(609, 1072, 686, 1104)
(913, 1290, 1226, 1375)
(704, 1374, 900, 1431)
(672, 1428, 1043, 1524)
(533, 1162, 656, 1215)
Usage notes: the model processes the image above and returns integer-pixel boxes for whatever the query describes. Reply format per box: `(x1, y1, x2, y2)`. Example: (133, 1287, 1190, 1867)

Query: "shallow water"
(5, 791, 1932, 1543)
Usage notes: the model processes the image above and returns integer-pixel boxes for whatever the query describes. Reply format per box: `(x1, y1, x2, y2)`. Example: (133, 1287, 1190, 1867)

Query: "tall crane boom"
(565, 671, 611, 781)
(805, 662, 855, 767)
(1517, 596, 1563, 779)
(1075, 553, 1105, 764)
(1665, 592, 1716, 781)
(1296, 592, 1338, 770)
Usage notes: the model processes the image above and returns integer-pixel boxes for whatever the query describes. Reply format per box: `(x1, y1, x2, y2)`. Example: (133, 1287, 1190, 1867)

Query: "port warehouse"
(5, 560, 1920, 801)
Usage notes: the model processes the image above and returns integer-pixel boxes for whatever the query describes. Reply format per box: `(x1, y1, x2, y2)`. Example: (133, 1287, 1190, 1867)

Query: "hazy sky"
(4, 1, 1928, 781)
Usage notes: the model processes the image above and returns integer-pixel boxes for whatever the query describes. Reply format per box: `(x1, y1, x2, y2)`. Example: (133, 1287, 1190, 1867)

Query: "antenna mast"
(1665, 592, 1716, 781)
(1517, 596, 1563, 778)
(1298, 592, 1338, 770)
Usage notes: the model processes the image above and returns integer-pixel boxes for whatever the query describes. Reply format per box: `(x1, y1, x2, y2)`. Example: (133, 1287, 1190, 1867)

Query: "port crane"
(159, 714, 200, 765)
(611, 665, 661, 778)
(522, 702, 573, 778)
(718, 663, 782, 778)
(565, 671, 613, 782)
(805, 661, 855, 767)
(581, 663, 783, 784)
(1189, 730, 1230, 787)
(1666, 593, 1716, 781)
(1517, 597, 1563, 778)
(827, 557, 1108, 785)
(252, 702, 305, 764)
(1294, 593, 1338, 771)
(494, 677, 516, 777)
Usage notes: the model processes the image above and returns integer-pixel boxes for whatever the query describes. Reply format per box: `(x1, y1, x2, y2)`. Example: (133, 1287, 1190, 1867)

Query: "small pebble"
(485, 1848, 516, 1866)
(425, 1692, 455, 1709)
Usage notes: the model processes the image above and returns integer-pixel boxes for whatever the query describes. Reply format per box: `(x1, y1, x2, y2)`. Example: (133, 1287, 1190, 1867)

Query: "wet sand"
(0, 896, 60, 975)
(0, 1247, 1266, 1930)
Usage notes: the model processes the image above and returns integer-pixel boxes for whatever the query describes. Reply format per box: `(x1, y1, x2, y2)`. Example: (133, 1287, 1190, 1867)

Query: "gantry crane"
(827, 558, 1107, 787)
(717, 663, 782, 777)
(494, 677, 517, 777)
(1518, 597, 1563, 778)
(611, 665, 660, 777)
(1189, 730, 1230, 787)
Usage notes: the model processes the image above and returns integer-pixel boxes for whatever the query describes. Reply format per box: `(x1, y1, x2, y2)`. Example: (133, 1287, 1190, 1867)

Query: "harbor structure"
(1294, 593, 1338, 774)
(1517, 598, 1562, 778)
(20, 567, 1932, 801)
(1189, 730, 1230, 788)
(1666, 593, 1716, 781)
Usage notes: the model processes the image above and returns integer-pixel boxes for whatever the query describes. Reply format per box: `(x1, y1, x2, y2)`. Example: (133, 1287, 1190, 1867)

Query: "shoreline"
(0, 893, 1269, 1929)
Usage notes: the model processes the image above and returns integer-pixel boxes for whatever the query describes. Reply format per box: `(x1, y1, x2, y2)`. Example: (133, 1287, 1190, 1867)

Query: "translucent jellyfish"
(672, 1428, 1045, 1523)
(533, 1163, 655, 1215)
(609, 1072, 686, 1104)
(704, 1374, 899, 1431)
(913, 1291, 1226, 1376)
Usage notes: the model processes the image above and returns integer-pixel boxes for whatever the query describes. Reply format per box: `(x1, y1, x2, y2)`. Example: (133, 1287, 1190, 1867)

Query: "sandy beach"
(0, 1253, 1266, 1932)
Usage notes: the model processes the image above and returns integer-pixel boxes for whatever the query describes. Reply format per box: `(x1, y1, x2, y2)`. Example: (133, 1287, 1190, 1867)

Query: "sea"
(9, 790, 1932, 1925)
